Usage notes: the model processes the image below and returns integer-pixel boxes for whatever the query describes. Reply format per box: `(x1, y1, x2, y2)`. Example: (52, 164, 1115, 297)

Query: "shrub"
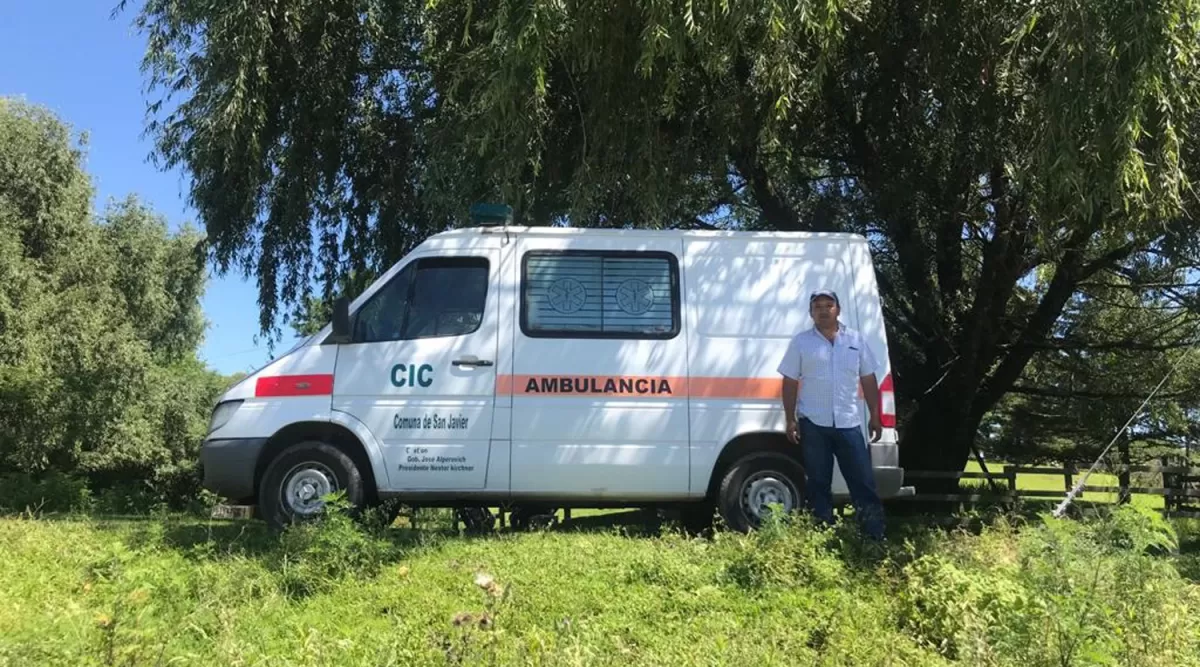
(895, 506, 1200, 666)
(273, 493, 399, 598)
(897, 551, 1033, 661)
(1, 465, 229, 518)
(716, 510, 847, 591)
(0, 471, 93, 514)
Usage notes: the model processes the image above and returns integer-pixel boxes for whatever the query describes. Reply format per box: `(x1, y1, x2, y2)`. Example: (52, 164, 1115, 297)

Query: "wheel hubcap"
(282, 463, 338, 516)
(741, 471, 797, 521)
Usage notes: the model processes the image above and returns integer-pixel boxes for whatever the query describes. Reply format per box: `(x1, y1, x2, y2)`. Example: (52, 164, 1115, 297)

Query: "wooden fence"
(895, 460, 1200, 519)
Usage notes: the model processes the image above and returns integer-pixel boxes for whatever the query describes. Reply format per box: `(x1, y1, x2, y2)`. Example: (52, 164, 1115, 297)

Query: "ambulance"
(200, 206, 909, 531)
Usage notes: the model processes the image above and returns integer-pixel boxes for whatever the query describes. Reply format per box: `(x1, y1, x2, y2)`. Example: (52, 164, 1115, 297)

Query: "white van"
(200, 211, 909, 531)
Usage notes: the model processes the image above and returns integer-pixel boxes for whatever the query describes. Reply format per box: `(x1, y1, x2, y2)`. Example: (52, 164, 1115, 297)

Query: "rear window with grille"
(520, 251, 680, 339)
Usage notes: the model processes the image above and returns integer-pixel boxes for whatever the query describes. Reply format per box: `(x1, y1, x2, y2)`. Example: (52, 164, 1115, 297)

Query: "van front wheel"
(259, 441, 366, 530)
(717, 452, 805, 532)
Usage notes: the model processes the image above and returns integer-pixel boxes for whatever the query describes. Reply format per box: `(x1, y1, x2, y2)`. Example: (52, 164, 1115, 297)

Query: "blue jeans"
(798, 417, 885, 540)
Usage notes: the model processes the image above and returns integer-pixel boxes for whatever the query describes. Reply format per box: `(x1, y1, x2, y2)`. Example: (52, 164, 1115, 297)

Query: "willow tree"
(127, 0, 1200, 478)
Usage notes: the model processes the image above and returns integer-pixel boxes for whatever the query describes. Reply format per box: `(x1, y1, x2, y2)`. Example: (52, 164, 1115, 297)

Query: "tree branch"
(1081, 239, 1144, 277)
(1080, 281, 1200, 290)
(1015, 337, 1198, 352)
(977, 221, 1134, 411)
(731, 148, 802, 230)
(1009, 385, 1191, 400)
(959, 163, 1031, 397)
(1077, 288, 1191, 311)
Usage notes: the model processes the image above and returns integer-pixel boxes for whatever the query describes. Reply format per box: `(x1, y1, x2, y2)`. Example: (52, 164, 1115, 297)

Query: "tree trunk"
(898, 373, 986, 493)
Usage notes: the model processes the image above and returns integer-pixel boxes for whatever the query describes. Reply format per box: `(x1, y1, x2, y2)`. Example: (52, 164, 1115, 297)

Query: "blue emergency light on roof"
(470, 202, 513, 227)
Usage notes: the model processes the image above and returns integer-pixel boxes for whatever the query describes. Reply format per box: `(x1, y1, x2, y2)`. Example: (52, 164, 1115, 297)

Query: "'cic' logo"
(391, 363, 434, 388)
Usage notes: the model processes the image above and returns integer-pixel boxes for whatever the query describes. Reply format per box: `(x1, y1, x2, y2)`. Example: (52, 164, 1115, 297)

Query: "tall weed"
(896, 505, 1200, 666)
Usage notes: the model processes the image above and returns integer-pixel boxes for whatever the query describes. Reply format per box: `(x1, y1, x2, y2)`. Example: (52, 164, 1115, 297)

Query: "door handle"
(453, 357, 494, 367)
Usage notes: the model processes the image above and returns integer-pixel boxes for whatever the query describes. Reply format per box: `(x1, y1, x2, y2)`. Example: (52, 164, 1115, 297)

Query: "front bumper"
(200, 438, 268, 502)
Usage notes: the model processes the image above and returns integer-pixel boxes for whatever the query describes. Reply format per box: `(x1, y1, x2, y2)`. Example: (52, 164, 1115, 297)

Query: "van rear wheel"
(259, 441, 366, 530)
(717, 452, 805, 532)
(457, 507, 497, 534)
(508, 505, 559, 531)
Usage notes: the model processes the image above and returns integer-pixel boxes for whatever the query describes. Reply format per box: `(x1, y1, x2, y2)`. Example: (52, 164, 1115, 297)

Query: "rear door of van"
(504, 234, 691, 499)
(332, 245, 502, 491)
(683, 235, 871, 494)
(844, 239, 901, 471)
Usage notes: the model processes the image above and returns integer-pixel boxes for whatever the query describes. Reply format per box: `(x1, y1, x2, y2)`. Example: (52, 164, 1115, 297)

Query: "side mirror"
(330, 296, 351, 343)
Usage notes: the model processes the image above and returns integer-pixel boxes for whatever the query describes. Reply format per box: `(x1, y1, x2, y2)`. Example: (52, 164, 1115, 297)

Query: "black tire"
(678, 502, 716, 536)
(258, 440, 366, 530)
(716, 451, 806, 533)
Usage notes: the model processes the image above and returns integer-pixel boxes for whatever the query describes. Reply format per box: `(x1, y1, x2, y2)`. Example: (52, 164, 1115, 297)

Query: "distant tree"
(126, 1, 1200, 482)
(983, 274, 1200, 465)
(0, 97, 225, 498)
(288, 271, 373, 339)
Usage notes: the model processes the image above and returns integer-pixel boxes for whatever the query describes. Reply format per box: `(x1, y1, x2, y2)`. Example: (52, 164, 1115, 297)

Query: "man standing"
(777, 289, 886, 540)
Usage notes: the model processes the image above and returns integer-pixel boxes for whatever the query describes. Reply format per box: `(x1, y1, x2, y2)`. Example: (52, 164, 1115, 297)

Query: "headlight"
(208, 400, 244, 434)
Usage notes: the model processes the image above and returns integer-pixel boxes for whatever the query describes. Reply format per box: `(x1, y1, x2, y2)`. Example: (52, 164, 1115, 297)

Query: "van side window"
(521, 251, 680, 339)
(354, 257, 489, 342)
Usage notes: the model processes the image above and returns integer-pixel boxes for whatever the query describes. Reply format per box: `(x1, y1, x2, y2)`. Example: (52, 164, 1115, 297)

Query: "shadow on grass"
(118, 507, 659, 563)
(156, 518, 284, 558)
(19, 497, 1199, 590)
(76, 501, 1006, 569)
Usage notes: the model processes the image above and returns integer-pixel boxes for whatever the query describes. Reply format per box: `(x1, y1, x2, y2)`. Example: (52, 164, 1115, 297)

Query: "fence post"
(1006, 466, 1017, 497)
(1064, 462, 1075, 496)
(1161, 455, 1176, 512)
(1118, 431, 1131, 504)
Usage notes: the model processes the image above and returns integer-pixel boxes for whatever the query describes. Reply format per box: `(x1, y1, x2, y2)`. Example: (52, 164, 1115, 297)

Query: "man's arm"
(777, 337, 802, 444)
(858, 340, 882, 442)
(782, 376, 800, 443)
(860, 373, 882, 442)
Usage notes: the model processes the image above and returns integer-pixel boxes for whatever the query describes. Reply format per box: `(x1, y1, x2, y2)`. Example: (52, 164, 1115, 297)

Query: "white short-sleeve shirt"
(776, 324, 879, 428)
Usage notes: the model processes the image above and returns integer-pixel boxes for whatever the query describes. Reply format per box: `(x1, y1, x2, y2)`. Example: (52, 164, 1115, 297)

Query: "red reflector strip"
(255, 374, 334, 397)
(879, 373, 896, 427)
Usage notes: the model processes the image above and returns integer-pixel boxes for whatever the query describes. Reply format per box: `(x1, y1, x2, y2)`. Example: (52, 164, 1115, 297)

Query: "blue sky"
(0, 2, 300, 376)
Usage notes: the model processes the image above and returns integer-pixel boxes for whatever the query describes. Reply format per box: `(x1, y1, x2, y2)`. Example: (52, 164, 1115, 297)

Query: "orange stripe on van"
(496, 374, 514, 395)
(496, 375, 788, 399)
(688, 377, 784, 399)
(494, 372, 898, 426)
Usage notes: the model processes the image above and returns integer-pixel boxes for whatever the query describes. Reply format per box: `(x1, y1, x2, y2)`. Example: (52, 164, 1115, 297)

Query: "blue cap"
(810, 289, 839, 306)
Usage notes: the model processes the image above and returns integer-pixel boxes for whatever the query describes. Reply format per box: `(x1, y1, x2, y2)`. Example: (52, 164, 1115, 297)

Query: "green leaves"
(123, 0, 1200, 471)
(0, 98, 226, 497)
(1017, 0, 1200, 228)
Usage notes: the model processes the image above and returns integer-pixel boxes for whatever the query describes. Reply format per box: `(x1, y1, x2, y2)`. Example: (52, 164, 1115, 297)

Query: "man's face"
(810, 296, 839, 326)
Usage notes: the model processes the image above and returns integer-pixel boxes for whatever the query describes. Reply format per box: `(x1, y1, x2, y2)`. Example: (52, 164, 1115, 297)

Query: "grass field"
(2, 502, 1199, 666)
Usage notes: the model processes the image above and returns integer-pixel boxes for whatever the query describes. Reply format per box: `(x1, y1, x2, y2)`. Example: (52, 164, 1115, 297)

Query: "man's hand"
(868, 414, 882, 443)
(786, 418, 800, 444)
(860, 373, 882, 443)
